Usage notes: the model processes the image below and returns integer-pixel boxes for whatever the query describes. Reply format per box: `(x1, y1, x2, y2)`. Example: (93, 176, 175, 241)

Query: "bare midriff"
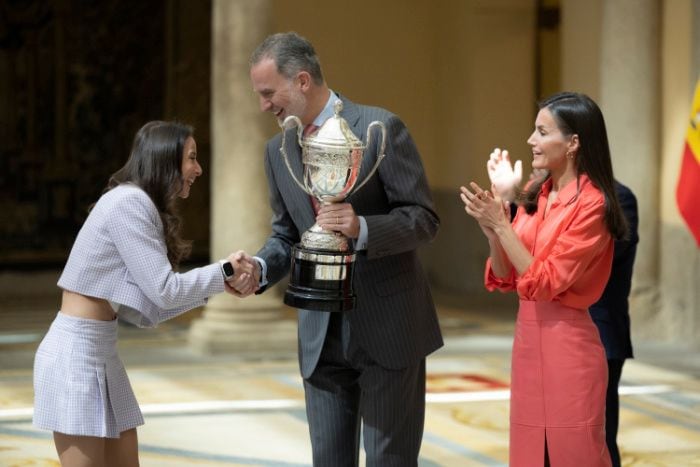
(60, 290, 117, 321)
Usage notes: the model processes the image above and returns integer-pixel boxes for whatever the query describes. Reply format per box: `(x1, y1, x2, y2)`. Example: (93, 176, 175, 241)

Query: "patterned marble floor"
(0, 299, 699, 466)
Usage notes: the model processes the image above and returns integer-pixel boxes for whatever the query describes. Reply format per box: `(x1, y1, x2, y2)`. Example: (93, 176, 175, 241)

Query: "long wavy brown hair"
(105, 121, 194, 267)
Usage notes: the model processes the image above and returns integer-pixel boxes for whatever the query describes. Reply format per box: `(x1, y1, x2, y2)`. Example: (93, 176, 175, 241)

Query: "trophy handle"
(279, 115, 312, 195)
(351, 120, 387, 195)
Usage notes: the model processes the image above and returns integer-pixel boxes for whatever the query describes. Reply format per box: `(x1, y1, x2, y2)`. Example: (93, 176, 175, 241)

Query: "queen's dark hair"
(106, 120, 193, 267)
(519, 92, 628, 240)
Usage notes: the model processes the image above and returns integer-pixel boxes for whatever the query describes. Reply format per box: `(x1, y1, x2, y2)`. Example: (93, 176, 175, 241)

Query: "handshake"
(222, 251, 261, 298)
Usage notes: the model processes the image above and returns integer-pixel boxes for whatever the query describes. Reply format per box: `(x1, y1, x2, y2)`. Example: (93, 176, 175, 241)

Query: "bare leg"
(105, 428, 139, 467)
(54, 432, 105, 467)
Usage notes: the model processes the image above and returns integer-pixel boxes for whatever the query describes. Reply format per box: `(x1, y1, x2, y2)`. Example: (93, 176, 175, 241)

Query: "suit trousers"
(606, 359, 625, 467)
(303, 312, 426, 467)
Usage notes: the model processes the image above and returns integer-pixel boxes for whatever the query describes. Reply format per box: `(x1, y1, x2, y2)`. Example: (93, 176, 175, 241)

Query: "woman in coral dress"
(460, 92, 628, 466)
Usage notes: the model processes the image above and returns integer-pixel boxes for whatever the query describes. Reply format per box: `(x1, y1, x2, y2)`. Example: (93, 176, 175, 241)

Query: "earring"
(567, 151, 574, 159)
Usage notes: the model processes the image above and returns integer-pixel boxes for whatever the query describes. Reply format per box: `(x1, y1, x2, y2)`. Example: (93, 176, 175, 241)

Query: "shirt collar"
(312, 90, 339, 127)
(541, 173, 590, 205)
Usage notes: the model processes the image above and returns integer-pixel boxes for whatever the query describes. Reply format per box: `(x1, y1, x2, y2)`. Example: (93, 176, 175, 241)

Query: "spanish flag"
(677, 78, 700, 247)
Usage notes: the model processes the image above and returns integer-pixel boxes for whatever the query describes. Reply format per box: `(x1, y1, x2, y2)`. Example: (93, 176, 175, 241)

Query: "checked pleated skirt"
(33, 312, 144, 438)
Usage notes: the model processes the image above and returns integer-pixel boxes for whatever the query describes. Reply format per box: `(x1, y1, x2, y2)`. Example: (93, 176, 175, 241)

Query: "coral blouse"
(485, 174, 613, 310)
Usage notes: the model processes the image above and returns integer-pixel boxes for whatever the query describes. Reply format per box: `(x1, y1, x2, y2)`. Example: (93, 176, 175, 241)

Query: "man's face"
(250, 57, 307, 125)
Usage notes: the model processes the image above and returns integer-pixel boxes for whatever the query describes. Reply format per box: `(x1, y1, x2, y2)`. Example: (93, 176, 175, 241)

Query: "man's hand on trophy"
(317, 203, 360, 239)
(224, 251, 260, 298)
(487, 148, 522, 203)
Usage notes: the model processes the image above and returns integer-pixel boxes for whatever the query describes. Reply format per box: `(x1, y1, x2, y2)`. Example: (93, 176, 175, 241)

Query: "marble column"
(188, 0, 296, 354)
(598, 0, 661, 334)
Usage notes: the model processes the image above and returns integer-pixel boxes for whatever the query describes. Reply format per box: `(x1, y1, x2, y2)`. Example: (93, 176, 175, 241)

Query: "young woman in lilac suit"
(33, 121, 256, 466)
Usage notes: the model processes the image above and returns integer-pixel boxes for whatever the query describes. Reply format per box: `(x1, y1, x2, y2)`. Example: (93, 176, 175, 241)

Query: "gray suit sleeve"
(255, 140, 300, 290)
(363, 114, 439, 259)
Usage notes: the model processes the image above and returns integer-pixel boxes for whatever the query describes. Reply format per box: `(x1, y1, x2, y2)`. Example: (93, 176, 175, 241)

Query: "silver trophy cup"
(280, 100, 386, 312)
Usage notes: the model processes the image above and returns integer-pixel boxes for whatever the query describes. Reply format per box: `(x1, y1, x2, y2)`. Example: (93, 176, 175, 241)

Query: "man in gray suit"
(243, 32, 443, 466)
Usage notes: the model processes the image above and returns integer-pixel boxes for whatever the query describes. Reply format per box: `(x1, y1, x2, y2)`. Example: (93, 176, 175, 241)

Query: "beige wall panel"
(436, 0, 536, 191)
(560, 0, 602, 100)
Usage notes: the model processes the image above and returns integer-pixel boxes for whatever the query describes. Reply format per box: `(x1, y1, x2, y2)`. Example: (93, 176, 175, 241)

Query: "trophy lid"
(304, 100, 364, 151)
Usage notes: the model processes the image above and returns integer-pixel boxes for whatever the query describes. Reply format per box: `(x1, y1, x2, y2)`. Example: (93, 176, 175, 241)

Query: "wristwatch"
(219, 260, 235, 280)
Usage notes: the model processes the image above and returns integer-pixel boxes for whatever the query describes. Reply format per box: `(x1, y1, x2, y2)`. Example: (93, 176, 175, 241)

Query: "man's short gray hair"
(250, 32, 324, 85)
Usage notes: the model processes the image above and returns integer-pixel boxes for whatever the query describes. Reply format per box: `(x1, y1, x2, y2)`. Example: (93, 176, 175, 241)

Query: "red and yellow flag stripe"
(676, 79, 700, 247)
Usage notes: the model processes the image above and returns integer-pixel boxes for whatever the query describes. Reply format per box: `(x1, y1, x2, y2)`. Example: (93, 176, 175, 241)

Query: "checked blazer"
(58, 184, 226, 327)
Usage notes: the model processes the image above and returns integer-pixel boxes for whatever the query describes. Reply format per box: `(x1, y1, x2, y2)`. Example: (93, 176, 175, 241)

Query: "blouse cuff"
(484, 258, 517, 292)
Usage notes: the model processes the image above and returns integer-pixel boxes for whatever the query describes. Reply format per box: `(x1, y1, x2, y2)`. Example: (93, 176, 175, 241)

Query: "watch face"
(223, 261, 234, 277)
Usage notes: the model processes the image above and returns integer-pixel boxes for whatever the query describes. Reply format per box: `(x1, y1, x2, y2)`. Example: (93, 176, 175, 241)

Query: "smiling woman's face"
(526, 107, 573, 173)
(179, 136, 201, 199)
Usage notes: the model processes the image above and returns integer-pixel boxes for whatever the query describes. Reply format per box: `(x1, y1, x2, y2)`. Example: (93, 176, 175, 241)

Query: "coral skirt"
(33, 312, 144, 438)
(510, 300, 611, 467)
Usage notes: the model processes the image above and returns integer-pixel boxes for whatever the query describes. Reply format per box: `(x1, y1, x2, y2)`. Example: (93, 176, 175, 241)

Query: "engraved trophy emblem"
(279, 100, 387, 312)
